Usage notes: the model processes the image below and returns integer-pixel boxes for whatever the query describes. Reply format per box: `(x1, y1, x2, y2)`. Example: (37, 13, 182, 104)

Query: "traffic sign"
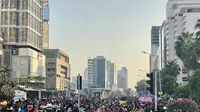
(158, 91, 163, 96)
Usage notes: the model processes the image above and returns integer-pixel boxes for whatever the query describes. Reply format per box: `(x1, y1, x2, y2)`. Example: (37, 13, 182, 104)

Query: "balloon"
(1, 101, 7, 108)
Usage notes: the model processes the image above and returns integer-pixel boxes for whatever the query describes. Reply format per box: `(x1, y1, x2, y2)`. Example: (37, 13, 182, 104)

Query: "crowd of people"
(0, 96, 170, 112)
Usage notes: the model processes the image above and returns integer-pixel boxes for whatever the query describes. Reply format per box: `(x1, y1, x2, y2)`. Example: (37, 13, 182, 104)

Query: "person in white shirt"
(46, 102, 53, 112)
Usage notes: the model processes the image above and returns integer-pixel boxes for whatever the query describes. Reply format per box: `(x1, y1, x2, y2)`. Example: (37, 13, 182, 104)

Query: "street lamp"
(141, 51, 159, 112)
(138, 69, 148, 73)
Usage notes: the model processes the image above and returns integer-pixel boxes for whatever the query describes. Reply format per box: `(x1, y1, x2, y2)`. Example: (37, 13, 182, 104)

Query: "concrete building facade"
(150, 26, 160, 72)
(43, 49, 70, 91)
(84, 68, 88, 80)
(159, 0, 200, 85)
(117, 67, 128, 91)
(10, 48, 46, 80)
(1, 0, 43, 50)
(88, 58, 97, 87)
(0, 0, 46, 81)
(87, 56, 115, 89)
(96, 56, 108, 88)
(43, 23, 49, 49)
(42, 0, 49, 49)
(107, 61, 116, 89)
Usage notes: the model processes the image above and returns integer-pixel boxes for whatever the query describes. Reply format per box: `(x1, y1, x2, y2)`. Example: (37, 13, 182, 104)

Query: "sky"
(49, 0, 167, 89)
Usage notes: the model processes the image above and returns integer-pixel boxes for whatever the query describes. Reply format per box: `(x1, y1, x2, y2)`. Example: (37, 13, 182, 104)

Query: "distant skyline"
(49, 0, 167, 88)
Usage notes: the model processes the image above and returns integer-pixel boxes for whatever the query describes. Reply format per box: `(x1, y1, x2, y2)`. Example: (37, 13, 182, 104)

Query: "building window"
(178, 13, 183, 16)
(182, 68, 188, 74)
(187, 9, 193, 13)
(48, 63, 55, 66)
(47, 68, 55, 72)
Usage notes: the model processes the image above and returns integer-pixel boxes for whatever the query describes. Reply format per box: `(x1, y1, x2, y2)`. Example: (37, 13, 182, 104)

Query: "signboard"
(139, 97, 152, 102)
(12, 48, 19, 55)
(13, 90, 27, 102)
(182, 77, 188, 81)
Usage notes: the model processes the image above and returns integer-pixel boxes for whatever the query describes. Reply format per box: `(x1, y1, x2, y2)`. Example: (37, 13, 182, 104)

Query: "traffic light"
(146, 72, 154, 94)
(77, 74, 82, 90)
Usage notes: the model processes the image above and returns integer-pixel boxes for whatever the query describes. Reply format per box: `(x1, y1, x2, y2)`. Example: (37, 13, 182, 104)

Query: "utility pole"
(77, 73, 82, 109)
(155, 71, 158, 112)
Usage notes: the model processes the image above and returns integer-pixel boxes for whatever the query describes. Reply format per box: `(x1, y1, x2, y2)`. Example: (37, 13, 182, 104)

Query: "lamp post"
(141, 51, 159, 112)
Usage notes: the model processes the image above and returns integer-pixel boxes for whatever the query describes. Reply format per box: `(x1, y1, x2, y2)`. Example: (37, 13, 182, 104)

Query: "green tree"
(24, 75, 46, 89)
(0, 65, 23, 100)
(135, 80, 148, 95)
(188, 69, 200, 102)
(125, 88, 132, 97)
(195, 19, 200, 38)
(174, 85, 189, 98)
(174, 19, 200, 98)
(174, 32, 198, 71)
(161, 60, 180, 95)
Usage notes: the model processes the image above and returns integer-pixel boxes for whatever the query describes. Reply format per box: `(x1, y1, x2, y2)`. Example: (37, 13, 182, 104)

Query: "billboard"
(43, 0, 49, 22)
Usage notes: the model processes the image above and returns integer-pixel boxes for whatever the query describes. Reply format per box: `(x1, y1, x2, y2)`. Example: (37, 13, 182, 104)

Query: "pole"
(77, 74, 81, 109)
(17, 56, 19, 85)
(78, 89, 80, 109)
(155, 71, 157, 112)
(159, 71, 162, 92)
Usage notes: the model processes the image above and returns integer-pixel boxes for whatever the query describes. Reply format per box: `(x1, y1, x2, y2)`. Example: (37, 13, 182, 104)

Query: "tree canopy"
(0, 65, 23, 100)
(160, 60, 180, 95)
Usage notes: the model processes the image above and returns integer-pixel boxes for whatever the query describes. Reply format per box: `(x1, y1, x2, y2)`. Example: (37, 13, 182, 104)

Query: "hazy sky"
(49, 0, 167, 88)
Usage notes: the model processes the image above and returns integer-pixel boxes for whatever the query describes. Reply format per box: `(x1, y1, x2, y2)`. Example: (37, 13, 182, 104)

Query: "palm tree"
(194, 19, 200, 60)
(174, 32, 198, 72)
(161, 60, 180, 95)
(165, 60, 180, 77)
(195, 19, 200, 38)
(0, 65, 23, 101)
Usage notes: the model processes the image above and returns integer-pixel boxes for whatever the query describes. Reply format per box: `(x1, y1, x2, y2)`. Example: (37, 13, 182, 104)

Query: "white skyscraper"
(150, 26, 160, 72)
(107, 61, 116, 89)
(158, 0, 200, 85)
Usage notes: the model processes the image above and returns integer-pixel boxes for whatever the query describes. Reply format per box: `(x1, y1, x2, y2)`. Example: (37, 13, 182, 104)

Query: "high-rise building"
(71, 76, 77, 90)
(43, 0, 50, 22)
(43, 23, 49, 49)
(43, 49, 70, 90)
(87, 56, 115, 88)
(157, 0, 200, 85)
(107, 61, 116, 89)
(43, 0, 50, 49)
(95, 56, 107, 88)
(0, 0, 46, 80)
(1, 0, 43, 50)
(84, 68, 88, 80)
(117, 67, 128, 91)
(150, 26, 160, 72)
(88, 58, 97, 87)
